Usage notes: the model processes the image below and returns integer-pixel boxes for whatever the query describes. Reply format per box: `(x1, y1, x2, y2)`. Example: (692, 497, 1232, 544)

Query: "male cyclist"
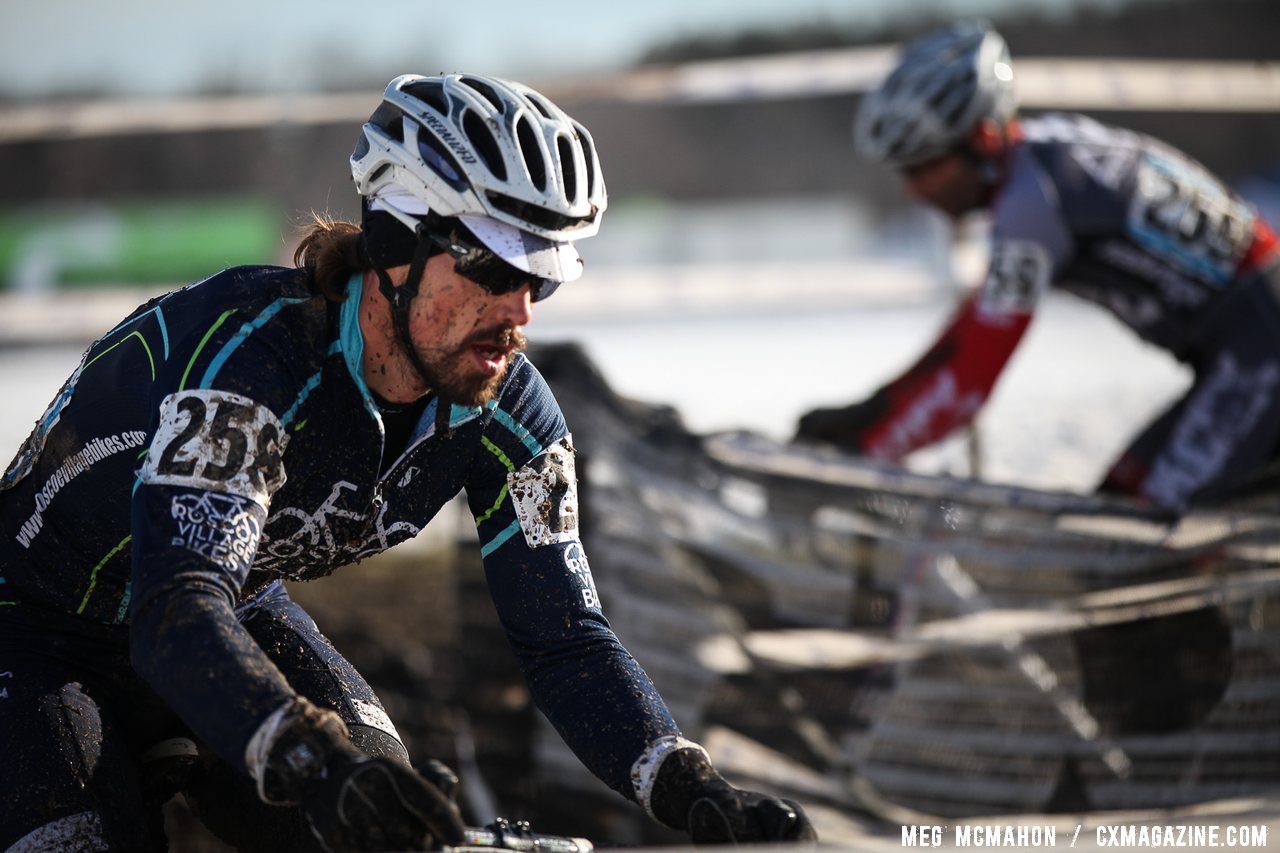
(0, 74, 816, 852)
(796, 22, 1280, 510)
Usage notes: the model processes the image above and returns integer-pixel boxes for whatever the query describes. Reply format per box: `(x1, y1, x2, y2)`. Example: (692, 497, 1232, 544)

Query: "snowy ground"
(533, 260, 1190, 495)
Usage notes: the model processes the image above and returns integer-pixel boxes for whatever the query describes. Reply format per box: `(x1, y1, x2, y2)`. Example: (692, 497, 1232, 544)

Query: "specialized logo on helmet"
(421, 113, 477, 164)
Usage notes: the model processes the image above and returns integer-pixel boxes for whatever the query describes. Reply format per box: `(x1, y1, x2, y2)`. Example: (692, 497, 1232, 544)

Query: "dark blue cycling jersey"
(0, 265, 680, 801)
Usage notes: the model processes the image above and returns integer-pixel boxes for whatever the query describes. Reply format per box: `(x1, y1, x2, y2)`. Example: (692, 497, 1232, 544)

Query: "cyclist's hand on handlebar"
(252, 697, 465, 851)
(794, 393, 885, 453)
(651, 746, 818, 845)
(302, 753, 466, 852)
(686, 782, 816, 845)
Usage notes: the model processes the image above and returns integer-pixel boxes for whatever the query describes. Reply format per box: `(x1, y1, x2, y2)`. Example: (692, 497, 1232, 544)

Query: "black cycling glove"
(252, 697, 465, 852)
(650, 747, 818, 845)
(302, 752, 466, 852)
(794, 392, 888, 453)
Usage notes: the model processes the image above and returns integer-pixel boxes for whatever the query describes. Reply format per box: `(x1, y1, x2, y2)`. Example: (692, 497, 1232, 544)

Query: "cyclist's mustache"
(463, 326, 527, 353)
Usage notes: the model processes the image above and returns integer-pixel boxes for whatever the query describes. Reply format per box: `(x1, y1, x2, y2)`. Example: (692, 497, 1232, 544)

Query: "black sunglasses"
(420, 229, 560, 303)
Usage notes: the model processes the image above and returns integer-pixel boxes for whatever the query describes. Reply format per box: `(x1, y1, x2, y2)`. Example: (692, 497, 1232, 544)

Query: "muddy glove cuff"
(649, 747, 818, 844)
(246, 697, 356, 805)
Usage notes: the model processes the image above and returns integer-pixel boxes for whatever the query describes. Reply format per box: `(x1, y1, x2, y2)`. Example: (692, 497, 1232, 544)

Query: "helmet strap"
(371, 224, 445, 407)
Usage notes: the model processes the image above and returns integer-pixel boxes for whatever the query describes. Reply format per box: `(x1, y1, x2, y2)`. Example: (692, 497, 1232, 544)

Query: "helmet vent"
(402, 79, 449, 116)
(525, 93, 556, 120)
(458, 76, 505, 112)
(514, 115, 547, 191)
(573, 123, 597, 195)
(369, 104, 407, 144)
(462, 110, 507, 181)
(886, 135, 908, 162)
(487, 192, 591, 232)
(557, 136, 577, 201)
(939, 70, 976, 126)
(926, 83, 952, 112)
(417, 134, 466, 188)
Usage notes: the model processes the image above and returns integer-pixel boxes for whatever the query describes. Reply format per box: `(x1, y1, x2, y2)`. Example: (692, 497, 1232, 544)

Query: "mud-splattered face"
(404, 252, 532, 406)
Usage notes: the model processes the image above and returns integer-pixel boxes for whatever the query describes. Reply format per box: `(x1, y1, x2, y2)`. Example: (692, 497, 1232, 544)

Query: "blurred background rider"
(796, 20, 1280, 510)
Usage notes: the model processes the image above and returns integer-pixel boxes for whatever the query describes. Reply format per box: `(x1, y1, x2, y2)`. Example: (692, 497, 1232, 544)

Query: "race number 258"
(141, 390, 288, 506)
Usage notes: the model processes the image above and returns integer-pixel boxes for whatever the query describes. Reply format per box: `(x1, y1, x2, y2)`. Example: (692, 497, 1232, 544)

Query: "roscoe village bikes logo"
(169, 491, 260, 582)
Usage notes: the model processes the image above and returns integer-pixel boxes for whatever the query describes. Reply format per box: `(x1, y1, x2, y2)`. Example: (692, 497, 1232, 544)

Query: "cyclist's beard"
(410, 324, 527, 407)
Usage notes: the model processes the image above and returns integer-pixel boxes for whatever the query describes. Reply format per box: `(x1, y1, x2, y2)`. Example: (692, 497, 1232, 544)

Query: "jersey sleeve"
(127, 295, 319, 772)
(464, 358, 682, 802)
(855, 237, 1052, 460)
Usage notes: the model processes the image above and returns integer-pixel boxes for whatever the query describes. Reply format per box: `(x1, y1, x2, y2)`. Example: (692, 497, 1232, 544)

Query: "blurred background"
(4, 0, 1279, 490)
(4, 0, 1280, 849)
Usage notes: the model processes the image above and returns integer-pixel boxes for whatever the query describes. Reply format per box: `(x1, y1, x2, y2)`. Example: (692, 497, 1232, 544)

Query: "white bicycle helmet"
(855, 21, 1017, 169)
(351, 73, 606, 282)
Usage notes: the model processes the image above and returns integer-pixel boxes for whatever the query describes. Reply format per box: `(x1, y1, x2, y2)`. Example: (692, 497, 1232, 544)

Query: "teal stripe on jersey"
(338, 274, 379, 422)
(155, 305, 171, 359)
(198, 296, 311, 388)
(100, 304, 172, 360)
(490, 405, 544, 457)
(480, 518, 523, 558)
(281, 340, 341, 428)
(449, 402, 483, 429)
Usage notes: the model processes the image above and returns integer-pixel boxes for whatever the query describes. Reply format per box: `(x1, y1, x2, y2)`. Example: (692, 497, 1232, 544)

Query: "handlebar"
(446, 818, 593, 852)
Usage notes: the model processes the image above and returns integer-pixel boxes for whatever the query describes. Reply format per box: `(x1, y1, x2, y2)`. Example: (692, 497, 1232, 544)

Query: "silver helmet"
(854, 21, 1017, 169)
(351, 73, 606, 281)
